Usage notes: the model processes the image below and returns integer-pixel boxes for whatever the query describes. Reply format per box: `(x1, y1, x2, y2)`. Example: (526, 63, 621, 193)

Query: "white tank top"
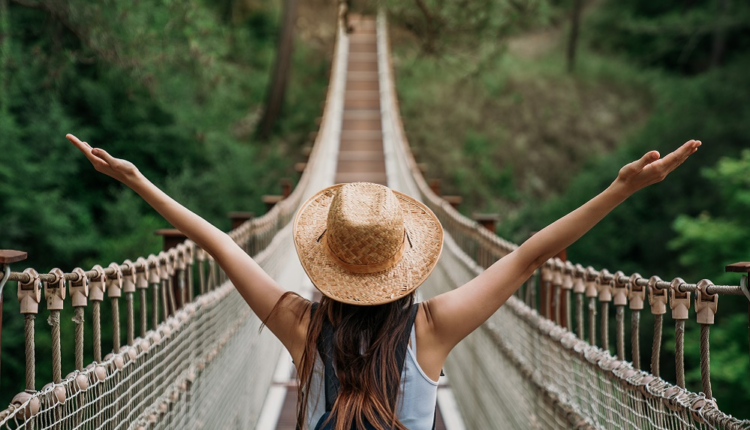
(304, 325, 440, 430)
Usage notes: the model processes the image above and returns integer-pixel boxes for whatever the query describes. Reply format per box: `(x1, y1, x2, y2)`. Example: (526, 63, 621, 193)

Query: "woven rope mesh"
(376, 11, 750, 429)
(0, 225, 290, 430)
(3, 9, 750, 430)
(0, 8, 351, 428)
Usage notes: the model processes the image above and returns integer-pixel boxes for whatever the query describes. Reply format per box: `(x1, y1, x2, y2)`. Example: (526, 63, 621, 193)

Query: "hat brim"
(293, 183, 444, 306)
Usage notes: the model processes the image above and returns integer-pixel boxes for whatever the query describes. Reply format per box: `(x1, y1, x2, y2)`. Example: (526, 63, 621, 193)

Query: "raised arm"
(66, 134, 309, 358)
(421, 140, 702, 354)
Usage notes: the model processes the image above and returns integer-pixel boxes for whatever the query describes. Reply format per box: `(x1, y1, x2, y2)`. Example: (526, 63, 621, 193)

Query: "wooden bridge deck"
(334, 15, 387, 186)
(273, 15, 447, 430)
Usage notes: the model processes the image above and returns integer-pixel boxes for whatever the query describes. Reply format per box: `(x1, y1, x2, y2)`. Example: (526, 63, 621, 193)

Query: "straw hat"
(293, 182, 443, 305)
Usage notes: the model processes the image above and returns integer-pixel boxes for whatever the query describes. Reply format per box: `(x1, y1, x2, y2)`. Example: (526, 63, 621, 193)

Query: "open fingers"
(633, 150, 661, 171)
(66, 134, 110, 170)
(66, 134, 91, 152)
(91, 148, 118, 166)
(657, 140, 701, 172)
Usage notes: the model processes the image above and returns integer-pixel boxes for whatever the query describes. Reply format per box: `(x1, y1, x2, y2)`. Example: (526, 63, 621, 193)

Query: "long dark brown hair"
(270, 292, 416, 430)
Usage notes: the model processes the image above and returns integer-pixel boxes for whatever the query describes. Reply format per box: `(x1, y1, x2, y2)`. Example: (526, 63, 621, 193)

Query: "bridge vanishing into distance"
(1, 8, 750, 430)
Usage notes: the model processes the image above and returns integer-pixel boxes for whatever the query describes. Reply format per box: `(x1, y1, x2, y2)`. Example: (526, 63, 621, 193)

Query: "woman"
(66, 134, 700, 430)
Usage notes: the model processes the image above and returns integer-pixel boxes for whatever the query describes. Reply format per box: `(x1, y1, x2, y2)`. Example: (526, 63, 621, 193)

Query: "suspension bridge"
(1, 9, 750, 430)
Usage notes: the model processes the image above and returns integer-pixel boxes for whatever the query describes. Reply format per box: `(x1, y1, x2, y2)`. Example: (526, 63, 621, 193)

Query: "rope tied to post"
(648, 275, 667, 377)
(44, 268, 66, 384)
(90, 264, 106, 363)
(670, 277, 690, 389)
(628, 273, 644, 370)
(695, 279, 718, 400)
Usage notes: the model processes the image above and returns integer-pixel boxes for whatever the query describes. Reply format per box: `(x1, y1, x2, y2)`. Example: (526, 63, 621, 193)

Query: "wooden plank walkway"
(334, 15, 387, 186)
(273, 15, 447, 430)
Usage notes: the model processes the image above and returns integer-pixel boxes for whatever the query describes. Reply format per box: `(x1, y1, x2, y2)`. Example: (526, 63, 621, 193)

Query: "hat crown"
(326, 183, 405, 267)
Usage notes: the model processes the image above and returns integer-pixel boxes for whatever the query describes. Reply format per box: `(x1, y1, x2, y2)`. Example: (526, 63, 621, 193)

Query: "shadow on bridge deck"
(271, 15, 447, 430)
(274, 384, 448, 430)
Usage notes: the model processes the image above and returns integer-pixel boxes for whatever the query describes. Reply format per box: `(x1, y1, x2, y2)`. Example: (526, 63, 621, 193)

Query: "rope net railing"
(0, 6, 350, 428)
(376, 10, 750, 430)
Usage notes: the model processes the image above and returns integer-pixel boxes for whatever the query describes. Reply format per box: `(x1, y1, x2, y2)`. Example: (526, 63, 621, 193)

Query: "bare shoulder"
(414, 301, 450, 382)
(267, 294, 313, 364)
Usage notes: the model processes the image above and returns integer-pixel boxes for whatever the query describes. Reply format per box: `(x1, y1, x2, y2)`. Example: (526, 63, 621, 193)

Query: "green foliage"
(0, 0, 329, 407)
(503, 56, 750, 282)
(385, 0, 554, 54)
(670, 150, 750, 285)
(394, 0, 750, 419)
(589, 0, 750, 73)
(395, 40, 650, 217)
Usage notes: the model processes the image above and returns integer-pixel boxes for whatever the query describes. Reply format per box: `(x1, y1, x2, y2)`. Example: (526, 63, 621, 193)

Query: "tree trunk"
(0, 0, 9, 115)
(710, 0, 730, 69)
(258, 0, 298, 140)
(566, 0, 583, 73)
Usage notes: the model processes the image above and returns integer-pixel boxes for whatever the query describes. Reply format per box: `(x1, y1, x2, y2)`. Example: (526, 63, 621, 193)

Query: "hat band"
(320, 230, 409, 274)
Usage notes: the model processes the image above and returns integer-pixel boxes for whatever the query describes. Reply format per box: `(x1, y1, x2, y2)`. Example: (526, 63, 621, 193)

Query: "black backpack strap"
(318, 315, 340, 411)
(393, 304, 419, 380)
(311, 302, 340, 412)
(315, 303, 420, 418)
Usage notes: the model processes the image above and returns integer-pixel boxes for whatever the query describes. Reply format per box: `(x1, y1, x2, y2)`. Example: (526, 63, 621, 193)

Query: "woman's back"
(305, 321, 439, 430)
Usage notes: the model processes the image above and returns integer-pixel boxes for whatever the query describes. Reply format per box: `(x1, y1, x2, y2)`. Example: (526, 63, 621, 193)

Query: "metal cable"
(210, 260, 217, 291)
(177, 270, 185, 309)
(601, 302, 609, 351)
(126, 293, 134, 346)
(152, 283, 160, 330)
(187, 266, 194, 303)
(676, 319, 685, 388)
(24, 314, 35, 391)
(588, 297, 596, 346)
(167, 278, 177, 316)
(526, 274, 536, 309)
(139, 288, 147, 337)
(575, 293, 584, 339)
(616, 305, 625, 360)
(700, 324, 712, 399)
(74, 307, 84, 371)
(49, 310, 61, 383)
(93, 301, 101, 362)
(199, 260, 206, 295)
(631, 310, 640, 370)
(112, 297, 120, 353)
(160, 280, 169, 321)
(651, 314, 662, 377)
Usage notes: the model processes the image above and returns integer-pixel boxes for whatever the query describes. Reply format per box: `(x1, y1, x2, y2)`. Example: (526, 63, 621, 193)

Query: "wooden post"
(473, 213, 500, 234)
(726, 262, 750, 371)
(443, 195, 462, 210)
(294, 162, 307, 176)
(0, 250, 28, 382)
(429, 179, 441, 196)
(262, 195, 284, 213)
(154, 229, 188, 252)
(228, 212, 255, 231)
(281, 178, 292, 199)
(228, 212, 255, 255)
(262, 179, 294, 212)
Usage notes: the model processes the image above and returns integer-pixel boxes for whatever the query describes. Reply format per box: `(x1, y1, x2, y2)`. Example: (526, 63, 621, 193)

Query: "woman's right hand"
(66, 134, 141, 186)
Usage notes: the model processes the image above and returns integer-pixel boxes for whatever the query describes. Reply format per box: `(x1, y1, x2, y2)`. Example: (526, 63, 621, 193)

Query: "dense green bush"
(0, 0, 329, 406)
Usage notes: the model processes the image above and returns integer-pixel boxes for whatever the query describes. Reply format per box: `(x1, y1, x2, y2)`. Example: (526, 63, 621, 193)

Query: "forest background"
(1, 0, 750, 420)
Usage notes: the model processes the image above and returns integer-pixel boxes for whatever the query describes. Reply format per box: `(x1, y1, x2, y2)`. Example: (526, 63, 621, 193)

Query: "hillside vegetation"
(391, 0, 750, 417)
(0, 0, 333, 406)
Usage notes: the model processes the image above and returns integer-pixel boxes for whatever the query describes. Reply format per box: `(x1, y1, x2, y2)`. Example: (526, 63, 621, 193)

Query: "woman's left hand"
(66, 134, 141, 186)
(614, 139, 701, 195)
